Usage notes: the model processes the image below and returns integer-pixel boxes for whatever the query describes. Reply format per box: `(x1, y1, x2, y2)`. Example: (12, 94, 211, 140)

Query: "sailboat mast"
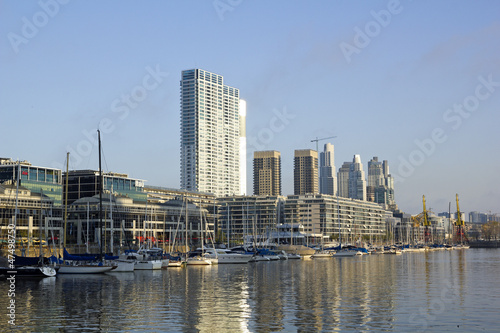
(14, 161, 19, 245)
(64, 153, 69, 249)
(39, 189, 43, 262)
(98, 130, 103, 261)
(110, 185, 113, 255)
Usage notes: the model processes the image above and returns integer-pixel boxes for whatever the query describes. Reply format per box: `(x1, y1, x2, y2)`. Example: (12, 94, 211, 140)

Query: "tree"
(481, 221, 500, 240)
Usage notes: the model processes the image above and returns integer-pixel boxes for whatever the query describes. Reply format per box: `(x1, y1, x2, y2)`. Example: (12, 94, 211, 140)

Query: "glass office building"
(0, 158, 63, 206)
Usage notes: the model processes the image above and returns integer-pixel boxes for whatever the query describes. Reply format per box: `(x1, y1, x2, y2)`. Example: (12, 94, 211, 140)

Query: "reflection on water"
(1, 249, 499, 332)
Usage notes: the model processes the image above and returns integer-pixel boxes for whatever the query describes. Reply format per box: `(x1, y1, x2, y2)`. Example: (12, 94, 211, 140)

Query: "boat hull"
(58, 265, 115, 274)
(134, 260, 162, 270)
(0, 266, 57, 277)
(186, 257, 212, 265)
(333, 251, 357, 257)
(109, 260, 135, 272)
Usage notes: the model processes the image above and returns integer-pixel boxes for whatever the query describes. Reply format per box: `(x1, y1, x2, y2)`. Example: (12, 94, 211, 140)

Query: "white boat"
(134, 260, 162, 270)
(186, 256, 212, 265)
(287, 253, 302, 259)
(167, 259, 185, 267)
(109, 259, 135, 272)
(203, 248, 253, 264)
(312, 251, 333, 258)
(120, 252, 162, 270)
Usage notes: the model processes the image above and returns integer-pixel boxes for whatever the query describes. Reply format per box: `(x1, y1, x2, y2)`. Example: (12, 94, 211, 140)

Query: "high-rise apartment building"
(253, 151, 281, 196)
(367, 157, 384, 187)
(337, 161, 351, 198)
(348, 154, 366, 201)
(365, 156, 396, 207)
(180, 69, 244, 197)
(319, 143, 337, 196)
(294, 149, 318, 195)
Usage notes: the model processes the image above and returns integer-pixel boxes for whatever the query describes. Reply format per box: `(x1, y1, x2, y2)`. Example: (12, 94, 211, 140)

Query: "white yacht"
(203, 248, 253, 264)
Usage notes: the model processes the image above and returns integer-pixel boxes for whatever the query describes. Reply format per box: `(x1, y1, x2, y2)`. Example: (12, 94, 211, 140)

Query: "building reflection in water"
(2, 250, 497, 332)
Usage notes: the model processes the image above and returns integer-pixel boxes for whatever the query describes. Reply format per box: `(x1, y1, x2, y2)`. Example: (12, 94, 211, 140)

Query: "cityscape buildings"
(3, 69, 496, 249)
(179, 69, 243, 197)
(293, 149, 318, 195)
(319, 143, 337, 196)
(253, 150, 282, 196)
(348, 154, 366, 201)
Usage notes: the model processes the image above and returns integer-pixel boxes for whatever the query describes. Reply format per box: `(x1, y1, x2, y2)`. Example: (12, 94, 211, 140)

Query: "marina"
(2, 248, 499, 332)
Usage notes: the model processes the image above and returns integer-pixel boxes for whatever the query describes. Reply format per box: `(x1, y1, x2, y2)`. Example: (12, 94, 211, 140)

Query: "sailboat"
(127, 200, 163, 270)
(106, 190, 134, 272)
(333, 196, 357, 258)
(165, 199, 186, 267)
(186, 198, 211, 266)
(58, 132, 116, 274)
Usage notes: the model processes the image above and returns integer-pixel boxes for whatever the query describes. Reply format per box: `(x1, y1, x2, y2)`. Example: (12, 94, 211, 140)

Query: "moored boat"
(57, 262, 115, 274)
(0, 265, 57, 277)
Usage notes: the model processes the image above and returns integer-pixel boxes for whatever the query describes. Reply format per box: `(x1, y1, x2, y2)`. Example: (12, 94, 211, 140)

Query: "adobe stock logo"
(247, 107, 296, 153)
(394, 74, 499, 183)
(339, 0, 403, 64)
(7, 0, 70, 54)
(213, 0, 243, 21)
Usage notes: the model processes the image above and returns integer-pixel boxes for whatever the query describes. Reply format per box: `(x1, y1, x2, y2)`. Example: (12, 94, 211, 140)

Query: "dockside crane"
(455, 194, 468, 244)
(422, 195, 432, 244)
(411, 195, 433, 244)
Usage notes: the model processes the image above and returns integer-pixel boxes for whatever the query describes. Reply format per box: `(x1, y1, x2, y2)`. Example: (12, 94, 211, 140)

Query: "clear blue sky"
(1, 0, 499, 216)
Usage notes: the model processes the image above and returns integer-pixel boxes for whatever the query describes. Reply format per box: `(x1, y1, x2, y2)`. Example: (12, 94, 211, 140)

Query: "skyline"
(1, 1, 499, 215)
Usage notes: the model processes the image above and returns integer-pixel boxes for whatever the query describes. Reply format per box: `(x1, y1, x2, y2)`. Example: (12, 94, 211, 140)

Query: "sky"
(1, 0, 499, 217)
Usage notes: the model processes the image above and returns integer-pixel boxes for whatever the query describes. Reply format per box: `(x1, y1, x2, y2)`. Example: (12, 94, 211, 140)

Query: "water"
(2, 249, 499, 332)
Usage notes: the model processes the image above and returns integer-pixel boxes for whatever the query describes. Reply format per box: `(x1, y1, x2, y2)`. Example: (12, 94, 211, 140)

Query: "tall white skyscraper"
(180, 69, 243, 196)
(319, 143, 337, 195)
(348, 154, 366, 201)
(239, 99, 247, 195)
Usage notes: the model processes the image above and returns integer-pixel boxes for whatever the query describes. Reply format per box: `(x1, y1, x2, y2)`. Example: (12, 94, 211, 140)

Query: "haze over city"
(1, 0, 499, 215)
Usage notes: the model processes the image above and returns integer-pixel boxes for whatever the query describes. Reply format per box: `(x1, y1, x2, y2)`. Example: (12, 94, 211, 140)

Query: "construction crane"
(311, 136, 337, 153)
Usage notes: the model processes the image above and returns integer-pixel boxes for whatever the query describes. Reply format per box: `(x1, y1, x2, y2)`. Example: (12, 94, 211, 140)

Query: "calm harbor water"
(2, 249, 499, 332)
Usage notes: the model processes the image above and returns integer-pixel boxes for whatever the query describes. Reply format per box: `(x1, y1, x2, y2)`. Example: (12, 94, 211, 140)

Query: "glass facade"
(0, 162, 63, 206)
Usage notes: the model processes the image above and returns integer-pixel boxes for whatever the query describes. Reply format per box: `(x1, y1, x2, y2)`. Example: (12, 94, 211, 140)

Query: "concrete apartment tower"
(319, 143, 337, 196)
(253, 150, 281, 196)
(367, 157, 384, 187)
(294, 149, 318, 195)
(180, 69, 243, 196)
(337, 161, 352, 198)
(348, 154, 366, 201)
